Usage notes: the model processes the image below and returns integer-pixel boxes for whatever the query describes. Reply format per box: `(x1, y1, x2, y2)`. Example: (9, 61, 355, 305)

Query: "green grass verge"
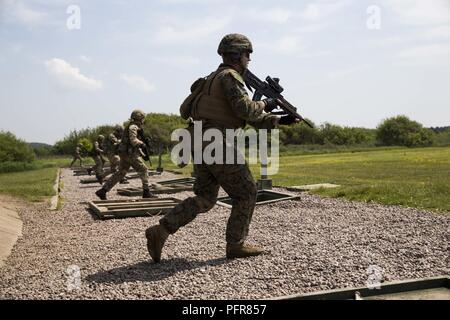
(0, 157, 76, 202)
(0, 167, 59, 202)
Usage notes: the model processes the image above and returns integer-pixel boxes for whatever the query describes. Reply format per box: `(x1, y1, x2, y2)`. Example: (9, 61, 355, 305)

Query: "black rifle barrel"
(243, 69, 313, 128)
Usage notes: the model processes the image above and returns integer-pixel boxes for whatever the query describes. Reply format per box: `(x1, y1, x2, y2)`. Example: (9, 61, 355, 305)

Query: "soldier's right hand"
(278, 115, 299, 126)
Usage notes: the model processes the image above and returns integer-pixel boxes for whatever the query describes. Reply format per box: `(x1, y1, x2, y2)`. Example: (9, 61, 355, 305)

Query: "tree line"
(1, 114, 449, 173)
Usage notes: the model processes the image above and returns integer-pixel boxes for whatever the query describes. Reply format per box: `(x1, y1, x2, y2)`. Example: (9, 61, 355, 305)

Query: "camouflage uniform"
(103, 133, 121, 174)
(101, 123, 149, 192)
(92, 137, 105, 178)
(160, 63, 277, 245)
(70, 145, 83, 168)
(145, 33, 287, 263)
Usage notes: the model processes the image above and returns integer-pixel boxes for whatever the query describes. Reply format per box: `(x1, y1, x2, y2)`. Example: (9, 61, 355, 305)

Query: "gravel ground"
(0, 168, 448, 299)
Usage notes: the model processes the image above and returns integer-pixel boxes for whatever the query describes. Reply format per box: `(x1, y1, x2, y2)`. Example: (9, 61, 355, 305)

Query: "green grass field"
(250, 146, 450, 212)
(0, 167, 59, 202)
(0, 156, 76, 202)
(160, 146, 450, 212)
(1, 148, 449, 211)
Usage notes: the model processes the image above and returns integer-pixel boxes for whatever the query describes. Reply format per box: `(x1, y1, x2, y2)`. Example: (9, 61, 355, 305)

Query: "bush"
(54, 125, 116, 156)
(279, 119, 323, 145)
(29, 143, 55, 158)
(434, 128, 450, 146)
(53, 113, 188, 156)
(0, 131, 35, 163)
(0, 161, 39, 173)
(376, 115, 434, 147)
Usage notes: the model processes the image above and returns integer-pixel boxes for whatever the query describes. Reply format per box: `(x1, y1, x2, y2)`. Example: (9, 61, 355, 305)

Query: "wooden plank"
(217, 190, 300, 208)
(107, 206, 176, 213)
(100, 202, 180, 210)
(87, 197, 181, 219)
(117, 184, 193, 196)
(157, 177, 196, 185)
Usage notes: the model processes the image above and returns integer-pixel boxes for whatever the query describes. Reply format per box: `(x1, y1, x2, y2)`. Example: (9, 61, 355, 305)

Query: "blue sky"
(1, 0, 450, 144)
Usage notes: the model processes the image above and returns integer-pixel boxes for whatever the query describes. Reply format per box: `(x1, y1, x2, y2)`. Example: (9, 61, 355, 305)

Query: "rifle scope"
(266, 76, 284, 93)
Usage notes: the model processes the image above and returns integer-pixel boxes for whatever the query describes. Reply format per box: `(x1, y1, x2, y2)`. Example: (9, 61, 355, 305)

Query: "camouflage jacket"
(119, 123, 144, 155)
(218, 64, 277, 129)
(103, 133, 120, 156)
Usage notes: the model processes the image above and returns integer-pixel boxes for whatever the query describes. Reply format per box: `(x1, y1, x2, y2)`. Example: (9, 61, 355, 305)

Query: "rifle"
(137, 129, 153, 167)
(243, 69, 313, 128)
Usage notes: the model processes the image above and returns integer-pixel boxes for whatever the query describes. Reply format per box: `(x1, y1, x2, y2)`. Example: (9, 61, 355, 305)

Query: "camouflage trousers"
(93, 155, 104, 177)
(107, 154, 120, 173)
(160, 162, 257, 245)
(70, 155, 82, 168)
(103, 152, 149, 191)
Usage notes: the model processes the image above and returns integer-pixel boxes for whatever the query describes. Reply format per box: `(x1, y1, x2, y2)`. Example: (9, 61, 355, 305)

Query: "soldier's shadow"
(85, 257, 230, 284)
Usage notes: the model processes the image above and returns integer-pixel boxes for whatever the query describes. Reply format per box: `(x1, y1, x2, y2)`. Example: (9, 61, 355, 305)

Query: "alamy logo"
(171, 121, 280, 175)
(366, 5, 381, 30)
(66, 5, 81, 30)
(366, 265, 383, 289)
(66, 265, 81, 291)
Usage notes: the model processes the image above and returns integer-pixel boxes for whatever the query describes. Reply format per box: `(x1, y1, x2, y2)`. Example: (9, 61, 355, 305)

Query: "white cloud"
(121, 74, 155, 93)
(367, 27, 450, 48)
(153, 16, 231, 45)
(3, 0, 47, 26)
(397, 44, 450, 59)
(383, 0, 450, 25)
(45, 58, 103, 91)
(395, 44, 450, 66)
(327, 64, 371, 79)
(420, 26, 450, 40)
(294, 22, 329, 33)
(367, 35, 412, 47)
(299, 0, 351, 21)
(80, 55, 91, 63)
(153, 56, 200, 68)
(248, 7, 292, 24)
(271, 36, 306, 55)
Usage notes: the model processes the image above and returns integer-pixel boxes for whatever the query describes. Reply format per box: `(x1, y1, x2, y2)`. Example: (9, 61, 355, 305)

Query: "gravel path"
(0, 168, 448, 299)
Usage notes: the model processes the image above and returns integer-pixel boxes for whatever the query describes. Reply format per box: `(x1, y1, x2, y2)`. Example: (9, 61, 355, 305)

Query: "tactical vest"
(103, 134, 117, 156)
(93, 141, 102, 156)
(119, 124, 133, 154)
(190, 67, 246, 129)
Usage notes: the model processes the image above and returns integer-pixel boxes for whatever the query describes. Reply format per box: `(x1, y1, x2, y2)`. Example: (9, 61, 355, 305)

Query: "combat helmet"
(217, 34, 253, 55)
(97, 135, 105, 141)
(114, 125, 124, 136)
(130, 109, 146, 122)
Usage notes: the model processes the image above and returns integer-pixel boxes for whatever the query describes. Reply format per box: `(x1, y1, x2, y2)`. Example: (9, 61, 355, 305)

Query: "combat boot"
(226, 243, 265, 259)
(95, 188, 107, 200)
(142, 187, 154, 198)
(95, 174, 103, 184)
(145, 224, 170, 263)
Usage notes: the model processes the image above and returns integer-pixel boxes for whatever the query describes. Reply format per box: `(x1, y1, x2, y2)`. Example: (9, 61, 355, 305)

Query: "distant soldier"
(103, 125, 123, 174)
(95, 109, 153, 200)
(70, 143, 83, 168)
(144, 34, 298, 263)
(92, 135, 106, 183)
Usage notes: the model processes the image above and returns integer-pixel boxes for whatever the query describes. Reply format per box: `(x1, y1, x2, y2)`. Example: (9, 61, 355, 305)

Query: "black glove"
(278, 115, 298, 126)
(263, 98, 279, 113)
